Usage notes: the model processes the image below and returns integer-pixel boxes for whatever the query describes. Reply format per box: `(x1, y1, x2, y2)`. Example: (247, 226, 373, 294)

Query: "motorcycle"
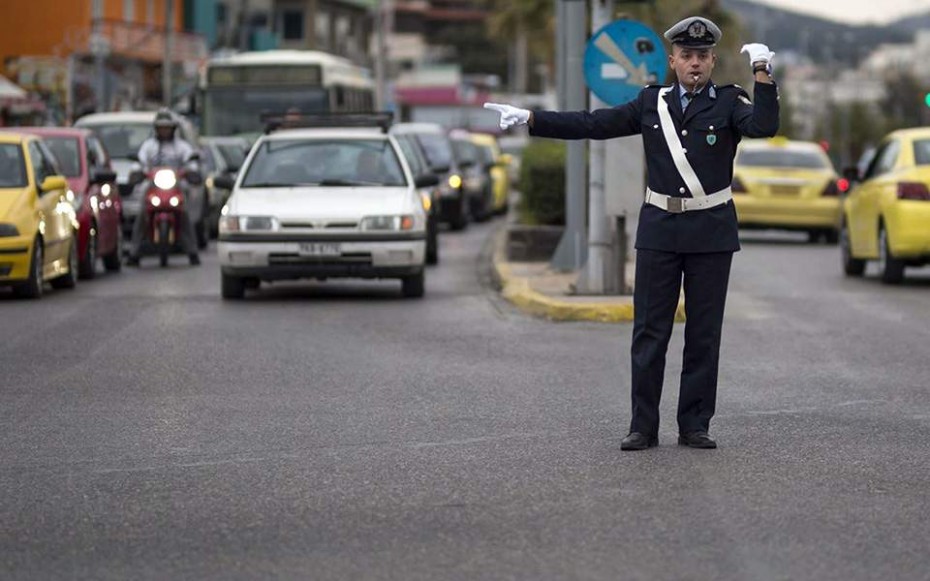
(139, 167, 201, 267)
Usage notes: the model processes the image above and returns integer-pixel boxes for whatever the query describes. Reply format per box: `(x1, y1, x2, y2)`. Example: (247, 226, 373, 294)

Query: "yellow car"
(0, 132, 79, 298)
(469, 132, 511, 215)
(732, 137, 845, 243)
(841, 127, 930, 284)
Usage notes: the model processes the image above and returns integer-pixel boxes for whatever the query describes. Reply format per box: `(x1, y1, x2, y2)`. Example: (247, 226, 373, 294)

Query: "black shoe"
(621, 432, 658, 451)
(126, 256, 140, 267)
(678, 431, 717, 449)
(189, 254, 200, 266)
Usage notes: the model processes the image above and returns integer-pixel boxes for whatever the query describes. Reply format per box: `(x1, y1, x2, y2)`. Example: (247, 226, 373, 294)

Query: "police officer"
(485, 17, 778, 450)
(128, 108, 201, 266)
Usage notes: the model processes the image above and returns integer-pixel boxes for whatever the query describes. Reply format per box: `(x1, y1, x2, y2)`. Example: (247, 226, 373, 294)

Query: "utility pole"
(577, 0, 615, 294)
(163, 0, 175, 107)
(374, 0, 393, 110)
(550, 0, 588, 271)
(91, 0, 106, 112)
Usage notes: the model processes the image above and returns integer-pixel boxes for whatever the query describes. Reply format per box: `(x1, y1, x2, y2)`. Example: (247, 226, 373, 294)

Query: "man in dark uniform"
(485, 17, 779, 450)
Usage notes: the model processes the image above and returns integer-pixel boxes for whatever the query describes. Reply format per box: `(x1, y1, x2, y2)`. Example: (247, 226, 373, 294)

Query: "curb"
(491, 228, 685, 323)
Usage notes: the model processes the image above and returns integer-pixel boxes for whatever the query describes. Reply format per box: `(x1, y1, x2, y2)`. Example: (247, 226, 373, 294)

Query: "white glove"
(740, 43, 774, 67)
(483, 102, 530, 131)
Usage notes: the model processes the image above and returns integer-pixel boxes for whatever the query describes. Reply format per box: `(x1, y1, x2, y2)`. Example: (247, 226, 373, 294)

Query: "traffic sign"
(583, 19, 667, 106)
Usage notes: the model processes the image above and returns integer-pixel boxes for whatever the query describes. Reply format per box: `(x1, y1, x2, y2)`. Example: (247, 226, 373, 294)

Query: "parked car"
(841, 127, 930, 284)
(3, 127, 123, 278)
(449, 131, 492, 222)
(0, 132, 79, 298)
(201, 136, 250, 238)
(731, 137, 846, 243)
(469, 132, 511, 216)
(393, 132, 441, 264)
(215, 117, 437, 299)
(74, 111, 209, 248)
(390, 123, 469, 230)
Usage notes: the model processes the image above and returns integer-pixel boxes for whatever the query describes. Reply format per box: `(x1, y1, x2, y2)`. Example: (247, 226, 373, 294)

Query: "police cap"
(663, 16, 722, 49)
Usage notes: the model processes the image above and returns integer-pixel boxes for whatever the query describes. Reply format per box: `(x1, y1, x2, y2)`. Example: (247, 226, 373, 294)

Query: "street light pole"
(163, 0, 175, 107)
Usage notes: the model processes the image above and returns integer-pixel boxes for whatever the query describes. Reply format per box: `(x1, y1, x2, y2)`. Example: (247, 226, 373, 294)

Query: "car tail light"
(896, 182, 930, 201)
(821, 179, 845, 197)
(731, 176, 747, 193)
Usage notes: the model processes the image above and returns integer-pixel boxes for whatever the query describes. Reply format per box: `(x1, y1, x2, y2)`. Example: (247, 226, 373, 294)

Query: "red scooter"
(142, 167, 199, 267)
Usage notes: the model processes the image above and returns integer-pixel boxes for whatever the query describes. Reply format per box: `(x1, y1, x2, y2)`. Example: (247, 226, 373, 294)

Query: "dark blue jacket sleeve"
(731, 82, 779, 138)
(529, 91, 643, 140)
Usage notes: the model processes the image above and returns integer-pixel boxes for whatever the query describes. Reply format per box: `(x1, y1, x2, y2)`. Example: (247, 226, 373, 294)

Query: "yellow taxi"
(469, 132, 511, 215)
(841, 127, 930, 284)
(0, 132, 79, 298)
(732, 137, 846, 243)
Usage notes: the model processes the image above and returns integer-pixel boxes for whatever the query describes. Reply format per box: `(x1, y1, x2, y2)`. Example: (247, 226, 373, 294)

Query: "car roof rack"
(261, 111, 394, 134)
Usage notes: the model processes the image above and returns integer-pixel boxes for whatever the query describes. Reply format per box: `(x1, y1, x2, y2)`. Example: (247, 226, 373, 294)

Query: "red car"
(4, 127, 123, 278)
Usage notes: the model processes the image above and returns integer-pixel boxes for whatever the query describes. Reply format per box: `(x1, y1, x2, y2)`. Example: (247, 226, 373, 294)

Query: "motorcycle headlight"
(150, 196, 161, 207)
(169, 196, 180, 207)
(361, 215, 415, 231)
(219, 215, 278, 233)
(153, 169, 178, 190)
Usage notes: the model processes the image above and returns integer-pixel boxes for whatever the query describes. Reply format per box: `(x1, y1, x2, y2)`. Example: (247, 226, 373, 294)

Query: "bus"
(200, 50, 376, 137)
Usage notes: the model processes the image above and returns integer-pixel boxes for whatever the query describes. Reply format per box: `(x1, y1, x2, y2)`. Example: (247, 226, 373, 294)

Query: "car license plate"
(298, 242, 341, 257)
(770, 185, 800, 196)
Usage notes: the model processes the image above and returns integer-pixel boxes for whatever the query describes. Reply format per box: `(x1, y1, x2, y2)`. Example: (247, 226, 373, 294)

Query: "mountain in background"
(721, 0, 926, 66)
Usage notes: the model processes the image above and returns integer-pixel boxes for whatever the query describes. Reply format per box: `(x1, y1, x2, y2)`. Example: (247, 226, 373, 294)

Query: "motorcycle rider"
(127, 108, 200, 266)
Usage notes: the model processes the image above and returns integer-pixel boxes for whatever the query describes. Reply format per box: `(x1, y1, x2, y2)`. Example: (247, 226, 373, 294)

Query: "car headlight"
(0, 223, 19, 237)
(420, 193, 432, 212)
(448, 174, 462, 189)
(71, 193, 85, 211)
(219, 215, 279, 233)
(153, 169, 178, 190)
(361, 215, 415, 231)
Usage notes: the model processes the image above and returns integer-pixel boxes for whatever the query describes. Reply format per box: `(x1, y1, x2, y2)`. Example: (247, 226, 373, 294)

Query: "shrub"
(518, 139, 566, 225)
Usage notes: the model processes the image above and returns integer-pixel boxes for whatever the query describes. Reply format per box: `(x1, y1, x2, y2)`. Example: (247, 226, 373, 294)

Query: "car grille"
(280, 222, 359, 229)
(268, 252, 372, 266)
(0, 264, 11, 276)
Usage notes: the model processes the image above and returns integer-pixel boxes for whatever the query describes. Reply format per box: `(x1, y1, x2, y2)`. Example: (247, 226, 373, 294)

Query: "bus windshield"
(203, 87, 328, 136)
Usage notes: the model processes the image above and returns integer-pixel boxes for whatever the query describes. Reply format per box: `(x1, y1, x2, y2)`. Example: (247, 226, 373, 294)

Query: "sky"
(755, 0, 930, 25)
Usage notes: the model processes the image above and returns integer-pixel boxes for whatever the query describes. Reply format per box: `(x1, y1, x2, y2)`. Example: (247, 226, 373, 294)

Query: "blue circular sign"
(584, 19, 668, 106)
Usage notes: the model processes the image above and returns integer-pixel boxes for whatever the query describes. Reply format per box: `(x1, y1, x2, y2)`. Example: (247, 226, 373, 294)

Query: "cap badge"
(688, 21, 707, 38)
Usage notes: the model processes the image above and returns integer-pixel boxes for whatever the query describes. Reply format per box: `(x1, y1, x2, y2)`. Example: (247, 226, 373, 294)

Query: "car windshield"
(84, 123, 151, 158)
(241, 139, 407, 188)
(452, 140, 478, 165)
(737, 148, 830, 169)
(43, 137, 81, 177)
(476, 144, 496, 165)
(414, 134, 454, 169)
(0, 144, 27, 188)
(912, 139, 930, 165)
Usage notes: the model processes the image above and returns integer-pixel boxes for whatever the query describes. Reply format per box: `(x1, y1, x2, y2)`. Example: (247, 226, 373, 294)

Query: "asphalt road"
(2, 224, 929, 581)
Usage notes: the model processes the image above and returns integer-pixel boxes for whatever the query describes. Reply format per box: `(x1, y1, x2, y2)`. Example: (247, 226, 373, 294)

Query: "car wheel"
(50, 234, 79, 289)
(78, 224, 97, 279)
(221, 273, 246, 299)
(13, 238, 44, 299)
(878, 224, 905, 285)
(103, 230, 122, 272)
(401, 270, 425, 298)
(840, 221, 865, 277)
(824, 229, 839, 245)
(450, 197, 469, 231)
(426, 217, 439, 265)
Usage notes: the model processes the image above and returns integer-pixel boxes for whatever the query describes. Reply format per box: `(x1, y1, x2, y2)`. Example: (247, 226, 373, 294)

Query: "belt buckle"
(666, 197, 684, 214)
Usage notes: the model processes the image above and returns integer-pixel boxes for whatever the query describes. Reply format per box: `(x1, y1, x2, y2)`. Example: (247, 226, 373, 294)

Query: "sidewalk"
(490, 226, 686, 323)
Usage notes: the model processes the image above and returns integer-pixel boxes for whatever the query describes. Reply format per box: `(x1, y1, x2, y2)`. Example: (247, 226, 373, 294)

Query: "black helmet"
(153, 108, 178, 128)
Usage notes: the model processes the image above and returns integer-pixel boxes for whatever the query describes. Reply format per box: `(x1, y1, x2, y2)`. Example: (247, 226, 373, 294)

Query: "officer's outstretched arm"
(529, 95, 643, 141)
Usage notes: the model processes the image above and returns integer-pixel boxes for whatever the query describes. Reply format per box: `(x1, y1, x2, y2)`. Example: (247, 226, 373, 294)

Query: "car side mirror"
(187, 152, 201, 163)
(414, 174, 440, 188)
(842, 166, 860, 183)
(431, 165, 451, 174)
(500, 153, 513, 166)
(40, 175, 67, 193)
(185, 171, 204, 186)
(213, 174, 236, 190)
(126, 153, 140, 162)
(91, 168, 117, 184)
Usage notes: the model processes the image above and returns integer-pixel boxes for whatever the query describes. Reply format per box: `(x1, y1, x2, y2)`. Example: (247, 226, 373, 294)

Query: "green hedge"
(518, 139, 566, 225)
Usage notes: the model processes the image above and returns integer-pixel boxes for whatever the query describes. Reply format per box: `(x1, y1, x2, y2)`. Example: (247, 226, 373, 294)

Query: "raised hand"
(483, 102, 531, 131)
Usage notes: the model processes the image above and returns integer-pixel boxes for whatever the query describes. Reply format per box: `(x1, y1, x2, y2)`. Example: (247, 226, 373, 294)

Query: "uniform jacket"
(529, 81, 779, 253)
(138, 137, 195, 171)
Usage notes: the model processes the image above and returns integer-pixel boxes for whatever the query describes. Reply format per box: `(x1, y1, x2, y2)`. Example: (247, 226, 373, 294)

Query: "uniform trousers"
(630, 248, 734, 437)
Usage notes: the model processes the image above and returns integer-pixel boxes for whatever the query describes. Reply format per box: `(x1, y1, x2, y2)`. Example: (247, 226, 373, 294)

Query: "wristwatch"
(753, 62, 772, 76)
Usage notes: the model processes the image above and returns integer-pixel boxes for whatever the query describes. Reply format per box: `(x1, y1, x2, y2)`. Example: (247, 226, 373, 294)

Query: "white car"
(216, 126, 437, 299)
